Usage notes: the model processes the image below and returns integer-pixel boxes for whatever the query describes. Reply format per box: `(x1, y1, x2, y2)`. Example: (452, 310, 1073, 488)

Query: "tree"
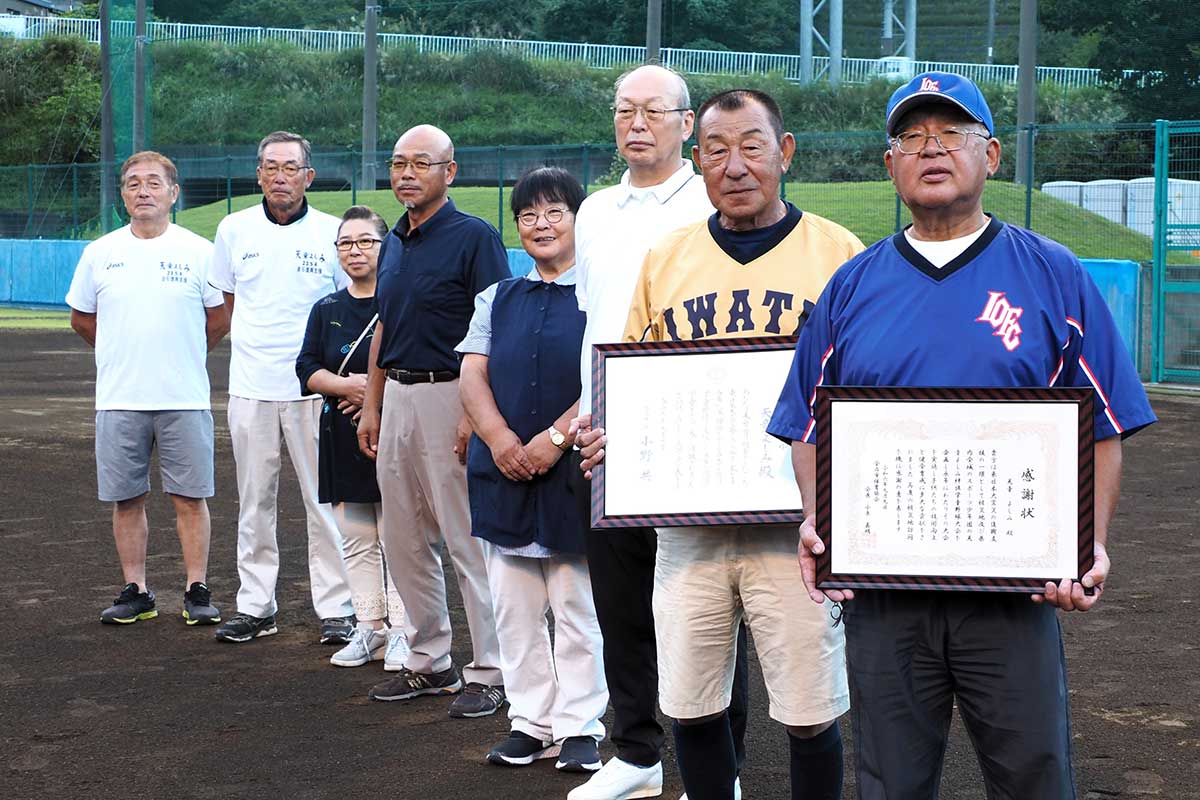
(1042, 0, 1200, 120)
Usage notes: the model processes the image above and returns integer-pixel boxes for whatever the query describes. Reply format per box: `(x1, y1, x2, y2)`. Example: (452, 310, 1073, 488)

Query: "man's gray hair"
(257, 131, 312, 166)
(613, 64, 691, 110)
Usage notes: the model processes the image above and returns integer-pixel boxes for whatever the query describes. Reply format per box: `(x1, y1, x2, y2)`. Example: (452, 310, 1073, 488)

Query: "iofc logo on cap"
(919, 77, 940, 92)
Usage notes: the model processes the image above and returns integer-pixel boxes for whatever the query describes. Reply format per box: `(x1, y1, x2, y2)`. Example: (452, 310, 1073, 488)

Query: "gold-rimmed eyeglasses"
(334, 237, 382, 252)
(611, 104, 690, 123)
(260, 162, 310, 177)
(890, 129, 990, 154)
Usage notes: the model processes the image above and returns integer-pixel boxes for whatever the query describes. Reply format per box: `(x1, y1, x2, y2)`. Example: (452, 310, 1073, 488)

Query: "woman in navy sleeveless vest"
(457, 168, 607, 773)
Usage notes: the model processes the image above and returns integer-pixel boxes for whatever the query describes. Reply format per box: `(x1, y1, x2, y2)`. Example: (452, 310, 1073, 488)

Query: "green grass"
(175, 180, 1156, 260)
(0, 307, 72, 330)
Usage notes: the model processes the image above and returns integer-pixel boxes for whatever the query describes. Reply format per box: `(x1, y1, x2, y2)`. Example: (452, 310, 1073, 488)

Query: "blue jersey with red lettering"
(768, 217, 1156, 444)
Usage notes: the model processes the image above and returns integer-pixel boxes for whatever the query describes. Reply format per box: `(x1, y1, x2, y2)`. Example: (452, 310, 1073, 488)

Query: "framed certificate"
(590, 337, 802, 529)
(813, 386, 1096, 593)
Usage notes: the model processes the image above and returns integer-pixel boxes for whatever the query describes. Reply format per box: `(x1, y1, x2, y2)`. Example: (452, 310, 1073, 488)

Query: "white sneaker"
(567, 758, 663, 800)
(678, 777, 740, 800)
(329, 627, 386, 667)
(383, 629, 410, 671)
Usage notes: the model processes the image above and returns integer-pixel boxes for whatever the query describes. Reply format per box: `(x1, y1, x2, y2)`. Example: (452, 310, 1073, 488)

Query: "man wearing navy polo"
(358, 125, 509, 718)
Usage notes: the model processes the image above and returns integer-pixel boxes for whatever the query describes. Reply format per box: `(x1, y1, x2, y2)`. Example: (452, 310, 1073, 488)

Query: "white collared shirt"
(574, 161, 714, 413)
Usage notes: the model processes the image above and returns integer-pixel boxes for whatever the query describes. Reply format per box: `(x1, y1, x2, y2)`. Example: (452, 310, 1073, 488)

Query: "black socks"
(673, 713, 737, 800)
(788, 723, 844, 800)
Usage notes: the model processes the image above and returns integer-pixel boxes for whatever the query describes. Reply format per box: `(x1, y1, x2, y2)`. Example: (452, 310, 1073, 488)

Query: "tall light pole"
(1016, 0, 1037, 186)
(362, 2, 379, 188)
(133, 0, 146, 152)
(646, 0, 662, 63)
(100, 0, 115, 230)
(986, 0, 997, 64)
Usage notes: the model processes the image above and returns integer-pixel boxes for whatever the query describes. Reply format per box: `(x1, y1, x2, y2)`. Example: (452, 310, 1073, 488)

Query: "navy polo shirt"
(375, 198, 510, 372)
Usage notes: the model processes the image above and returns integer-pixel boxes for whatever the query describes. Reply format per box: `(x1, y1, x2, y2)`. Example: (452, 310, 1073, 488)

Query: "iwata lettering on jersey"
(661, 288, 810, 340)
(976, 290, 1023, 351)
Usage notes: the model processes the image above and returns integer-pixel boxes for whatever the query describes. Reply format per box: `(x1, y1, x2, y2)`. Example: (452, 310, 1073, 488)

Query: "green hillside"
(175, 180, 1154, 261)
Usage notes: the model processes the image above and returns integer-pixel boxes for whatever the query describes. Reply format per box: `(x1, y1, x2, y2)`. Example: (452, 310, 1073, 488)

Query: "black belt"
(386, 368, 458, 384)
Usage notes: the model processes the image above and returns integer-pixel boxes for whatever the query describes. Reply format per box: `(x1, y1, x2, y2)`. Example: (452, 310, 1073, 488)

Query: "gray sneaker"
(448, 682, 506, 718)
(182, 582, 220, 626)
(100, 583, 157, 625)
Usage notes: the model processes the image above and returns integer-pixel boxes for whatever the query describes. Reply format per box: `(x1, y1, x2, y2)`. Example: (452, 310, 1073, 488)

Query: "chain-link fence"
(0, 122, 1166, 263)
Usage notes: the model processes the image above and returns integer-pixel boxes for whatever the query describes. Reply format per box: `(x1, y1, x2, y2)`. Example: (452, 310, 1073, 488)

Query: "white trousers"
(227, 395, 353, 619)
(333, 501, 405, 624)
(377, 379, 501, 685)
(486, 548, 608, 744)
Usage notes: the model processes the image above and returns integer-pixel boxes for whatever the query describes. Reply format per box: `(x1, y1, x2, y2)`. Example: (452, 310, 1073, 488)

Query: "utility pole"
(903, 0, 916, 60)
(646, 0, 662, 63)
(881, 0, 894, 57)
(361, 2, 379, 189)
(986, 0, 996, 64)
(829, 0, 843, 87)
(100, 0, 115, 230)
(1016, 0, 1037, 186)
(799, 0, 813, 84)
(133, 0, 146, 152)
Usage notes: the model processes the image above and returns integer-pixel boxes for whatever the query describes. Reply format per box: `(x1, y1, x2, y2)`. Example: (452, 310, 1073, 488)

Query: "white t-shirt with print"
(65, 224, 223, 411)
(209, 203, 347, 401)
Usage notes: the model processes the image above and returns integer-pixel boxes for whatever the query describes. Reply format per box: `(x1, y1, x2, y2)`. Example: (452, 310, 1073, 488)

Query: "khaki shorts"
(653, 525, 849, 726)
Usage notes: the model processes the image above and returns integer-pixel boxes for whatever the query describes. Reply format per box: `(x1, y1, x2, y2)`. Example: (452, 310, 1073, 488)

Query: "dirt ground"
(2, 328, 1198, 800)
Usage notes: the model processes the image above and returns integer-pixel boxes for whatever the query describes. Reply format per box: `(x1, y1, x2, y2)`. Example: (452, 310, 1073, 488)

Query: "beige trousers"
(376, 379, 501, 685)
(226, 395, 353, 619)
(333, 501, 405, 624)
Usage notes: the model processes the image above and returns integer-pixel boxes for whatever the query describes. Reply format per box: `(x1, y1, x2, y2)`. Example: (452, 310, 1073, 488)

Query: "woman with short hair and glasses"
(457, 167, 608, 773)
(296, 205, 408, 669)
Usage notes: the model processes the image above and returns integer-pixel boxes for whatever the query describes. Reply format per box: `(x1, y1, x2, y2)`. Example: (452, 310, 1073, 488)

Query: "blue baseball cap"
(886, 71, 994, 137)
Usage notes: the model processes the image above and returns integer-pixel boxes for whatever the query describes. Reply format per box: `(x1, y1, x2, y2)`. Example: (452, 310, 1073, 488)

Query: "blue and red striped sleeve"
(768, 280, 839, 445)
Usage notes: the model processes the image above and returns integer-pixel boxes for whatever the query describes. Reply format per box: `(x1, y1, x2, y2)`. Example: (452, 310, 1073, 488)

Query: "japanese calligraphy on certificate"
(590, 338, 801, 529)
(814, 387, 1095, 593)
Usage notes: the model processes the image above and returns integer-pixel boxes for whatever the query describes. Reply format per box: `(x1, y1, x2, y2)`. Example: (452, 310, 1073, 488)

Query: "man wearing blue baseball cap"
(768, 72, 1156, 798)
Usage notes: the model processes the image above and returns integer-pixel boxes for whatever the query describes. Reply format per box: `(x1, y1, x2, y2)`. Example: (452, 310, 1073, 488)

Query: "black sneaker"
(182, 582, 220, 626)
(448, 682, 506, 718)
(100, 583, 157, 624)
(214, 612, 278, 643)
(368, 666, 462, 701)
(556, 735, 602, 772)
(486, 731, 559, 767)
(319, 615, 357, 644)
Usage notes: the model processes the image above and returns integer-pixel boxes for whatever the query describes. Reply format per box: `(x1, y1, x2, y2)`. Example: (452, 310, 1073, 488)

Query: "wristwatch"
(547, 424, 570, 451)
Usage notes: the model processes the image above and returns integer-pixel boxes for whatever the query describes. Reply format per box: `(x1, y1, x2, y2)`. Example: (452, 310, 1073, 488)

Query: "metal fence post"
(581, 143, 591, 194)
(26, 164, 34, 237)
(71, 163, 79, 230)
(350, 152, 358, 205)
(226, 156, 233, 216)
(1023, 125, 1035, 230)
(497, 145, 505, 240)
(894, 193, 902, 234)
(1150, 118, 1170, 383)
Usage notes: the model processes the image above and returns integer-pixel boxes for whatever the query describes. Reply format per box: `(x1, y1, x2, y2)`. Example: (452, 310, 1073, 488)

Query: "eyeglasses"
(386, 158, 452, 173)
(611, 105, 690, 123)
(122, 178, 168, 192)
(260, 162, 310, 177)
(335, 237, 382, 252)
(890, 129, 990, 154)
(516, 208, 568, 227)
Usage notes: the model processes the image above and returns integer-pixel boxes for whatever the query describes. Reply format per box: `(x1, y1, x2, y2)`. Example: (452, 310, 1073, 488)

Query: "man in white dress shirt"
(567, 65, 749, 800)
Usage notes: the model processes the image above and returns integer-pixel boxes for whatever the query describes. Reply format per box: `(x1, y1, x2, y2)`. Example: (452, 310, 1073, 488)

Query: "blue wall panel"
(506, 248, 534, 277)
(0, 240, 11, 302)
(1080, 259, 1140, 363)
(5, 240, 87, 306)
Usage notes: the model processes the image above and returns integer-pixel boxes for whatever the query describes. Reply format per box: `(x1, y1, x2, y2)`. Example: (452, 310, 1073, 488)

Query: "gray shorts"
(95, 410, 215, 502)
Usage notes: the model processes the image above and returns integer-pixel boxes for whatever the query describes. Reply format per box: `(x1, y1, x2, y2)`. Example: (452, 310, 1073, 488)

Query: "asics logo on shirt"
(241, 252, 260, 261)
(976, 290, 1023, 351)
(105, 262, 125, 270)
